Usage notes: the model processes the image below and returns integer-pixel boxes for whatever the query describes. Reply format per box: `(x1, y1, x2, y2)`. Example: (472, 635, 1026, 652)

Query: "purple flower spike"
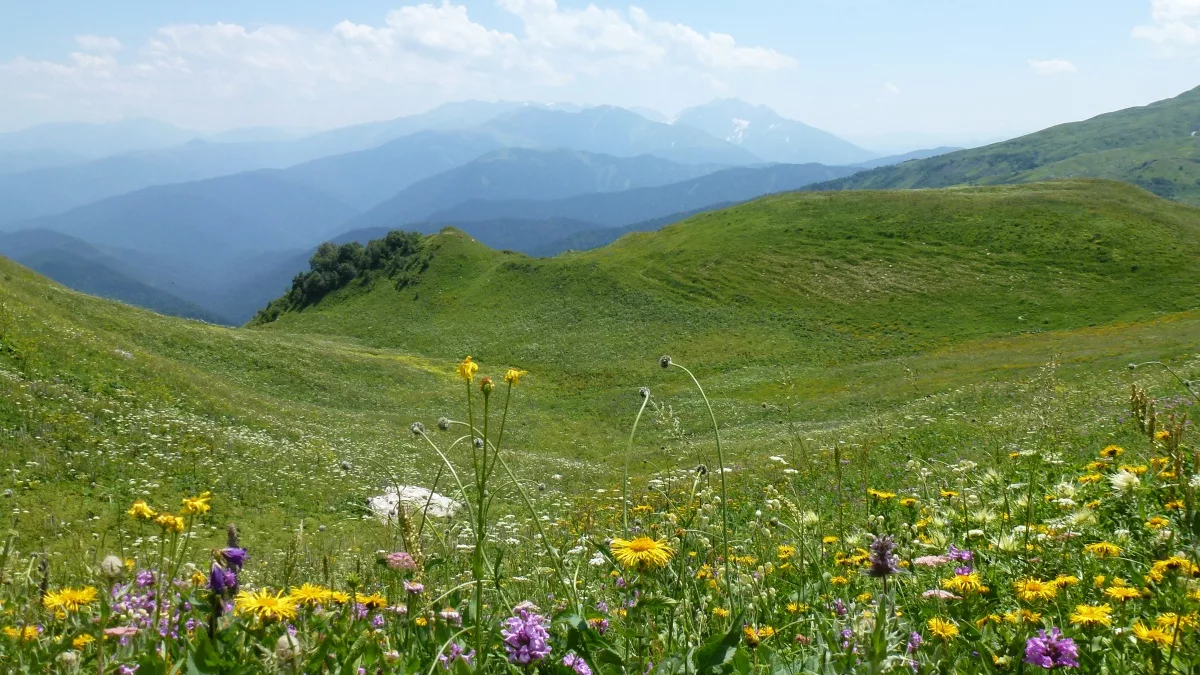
(501, 602, 552, 665)
(868, 535, 900, 577)
(1024, 627, 1079, 669)
(220, 548, 248, 571)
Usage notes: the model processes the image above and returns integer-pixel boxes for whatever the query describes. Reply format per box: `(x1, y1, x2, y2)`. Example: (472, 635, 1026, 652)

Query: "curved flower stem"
(415, 432, 477, 526)
(669, 361, 733, 608)
(623, 393, 652, 537)
(1130, 360, 1200, 402)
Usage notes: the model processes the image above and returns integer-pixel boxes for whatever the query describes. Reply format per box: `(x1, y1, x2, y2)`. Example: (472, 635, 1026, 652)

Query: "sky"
(2, 0, 1198, 151)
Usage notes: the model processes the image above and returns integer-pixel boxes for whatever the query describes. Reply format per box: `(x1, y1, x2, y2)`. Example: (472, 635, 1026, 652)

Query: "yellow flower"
(414, 617, 428, 627)
(456, 356, 478, 382)
(786, 602, 808, 614)
(1121, 464, 1148, 475)
(1132, 621, 1174, 646)
(1093, 575, 1106, 588)
(1156, 613, 1199, 631)
(941, 572, 987, 595)
(743, 625, 774, 647)
(610, 536, 674, 571)
(867, 488, 896, 500)
(777, 545, 796, 561)
(43, 587, 97, 613)
(927, 617, 959, 640)
(1069, 604, 1112, 628)
(190, 571, 207, 587)
(855, 592, 873, 603)
(127, 501, 157, 520)
(154, 514, 186, 534)
(329, 591, 350, 605)
(1145, 516, 1169, 530)
(939, 490, 959, 498)
(1077, 473, 1102, 484)
(1148, 556, 1200, 583)
(355, 593, 387, 609)
(1154, 430, 1171, 441)
(1165, 499, 1185, 511)
(1004, 609, 1042, 624)
(1100, 445, 1123, 458)
(1084, 542, 1121, 558)
(1052, 575, 1079, 588)
(72, 634, 95, 649)
(3, 626, 38, 641)
(181, 491, 211, 515)
(1105, 586, 1141, 602)
(234, 589, 297, 622)
(503, 368, 527, 385)
(822, 536, 839, 545)
(1013, 578, 1058, 602)
(290, 584, 333, 606)
(712, 607, 730, 618)
(976, 614, 1002, 628)
(900, 497, 918, 507)
(830, 576, 849, 586)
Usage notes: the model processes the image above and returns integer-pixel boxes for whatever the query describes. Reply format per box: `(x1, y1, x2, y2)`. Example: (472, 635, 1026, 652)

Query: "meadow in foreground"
(0, 355, 1196, 674)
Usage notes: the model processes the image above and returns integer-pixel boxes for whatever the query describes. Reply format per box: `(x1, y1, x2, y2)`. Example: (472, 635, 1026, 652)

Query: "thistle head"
(659, 355, 672, 369)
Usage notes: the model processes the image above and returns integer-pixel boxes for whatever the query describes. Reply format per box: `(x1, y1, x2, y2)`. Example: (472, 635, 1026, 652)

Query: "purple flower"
(588, 618, 609, 635)
(831, 599, 847, 617)
(386, 551, 417, 571)
(1024, 627, 1079, 669)
(438, 643, 475, 670)
(954, 565, 973, 576)
(403, 580, 424, 595)
(220, 548, 248, 571)
(118, 666, 139, 675)
(501, 602, 552, 665)
(867, 535, 900, 577)
(947, 545, 973, 562)
(439, 608, 462, 626)
(371, 614, 386, 628)
(208, 563, 237, 595)
(135, 570, 155, 587)
(907, 631, 923, 653)
(563, 652, 593, 675)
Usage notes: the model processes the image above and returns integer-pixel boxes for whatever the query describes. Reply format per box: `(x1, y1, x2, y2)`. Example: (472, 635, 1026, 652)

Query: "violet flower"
(501, 602, 552, 665)
(1024, 627, 1079, 669)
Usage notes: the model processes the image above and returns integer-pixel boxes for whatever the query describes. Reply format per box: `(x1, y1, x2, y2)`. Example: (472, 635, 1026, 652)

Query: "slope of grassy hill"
(2, 179, 1199, 559)
(818, 86, 1200, 204)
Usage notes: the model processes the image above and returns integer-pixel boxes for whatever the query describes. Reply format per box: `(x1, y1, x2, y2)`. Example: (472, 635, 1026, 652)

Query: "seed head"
(410, 422, 425, 436)
(437, 417, 451, 431)
(659, 355, 672, 369)
(638, 387, 650, 399)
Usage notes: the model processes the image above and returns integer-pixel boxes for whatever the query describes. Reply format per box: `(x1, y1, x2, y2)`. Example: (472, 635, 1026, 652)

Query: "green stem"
(623, 393, 652, 537)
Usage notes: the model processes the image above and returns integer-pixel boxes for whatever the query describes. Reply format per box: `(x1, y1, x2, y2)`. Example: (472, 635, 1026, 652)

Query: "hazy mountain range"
(20, 84, 1197, 328)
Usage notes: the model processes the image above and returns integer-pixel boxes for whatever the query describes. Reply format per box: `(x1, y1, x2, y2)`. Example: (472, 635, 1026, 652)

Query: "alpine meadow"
(0, 3, 1198, 673)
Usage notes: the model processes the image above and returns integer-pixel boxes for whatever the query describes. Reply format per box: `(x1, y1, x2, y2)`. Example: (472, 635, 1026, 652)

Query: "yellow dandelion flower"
(1093, 575, 1106, 588)
(3, 626, 38, 641)
(1132, 621, 1174, 647)
(867, 489, 896, 500)
(1148, 556, 1200, 583)
(127, 501, 156, 520)
(1069, 604, 1112, 628)
(786, 602, 808, 614)
(1165, 499, 1184, 511)
(329, 591, 350, 605)
(855, 592, 873, 603)
(941, 572, 986, 595)
(610, 536, 674, 571)
(742, 625, 774, 647)
(1121, 464, 1148, 475)
(1105, 586, 1141, 602)
(72, 634, 95, 649)
(822, 536, 839, 545)
(1078, 473, 1103, 484)
(1004, 609, 1043, 624)
(154, 514, 185, 534)
(181, 491, 212, 515)
(190, 571, 207, 587)
(414, 617, 428, 627)
(1052, 575, 1079, 588)
(900, 497, 918, 507)
(355, 593, 387, 609)
(503, 368, 527, 385)
(1154, 430, 1171, 441)
(712, 607, 730, 618)
(1084, 542, 1121, 558)
(290, 584, 333, 606)
(1145, 516, 1169, 530)
(1013, 578, 1058, 602)
(1100, 445, 1123, 458)
(976, 614, 1002, 629)
(234, 589, 297, 622)
(927, 617, 959, 640)
(43, 587, 97, 613)
(830, 576, 849, 586)
(777, 545, 796, 561)
(1156, 613, 1199, 631)
(939, 490, 959, 498)
(456, 356, 478, 382)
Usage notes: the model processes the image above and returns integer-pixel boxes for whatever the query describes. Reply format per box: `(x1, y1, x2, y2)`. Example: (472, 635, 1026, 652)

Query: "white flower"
(769, 456, 788, 464)
(1108, 470, 1140, 495)
(801, 511, 820, 526)
(1190, 474, 1200, 489)
(588, 553, 606, 567)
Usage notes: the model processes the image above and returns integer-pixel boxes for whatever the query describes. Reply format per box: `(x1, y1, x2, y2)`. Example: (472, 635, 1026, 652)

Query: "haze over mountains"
(3, 86, 1198, 326)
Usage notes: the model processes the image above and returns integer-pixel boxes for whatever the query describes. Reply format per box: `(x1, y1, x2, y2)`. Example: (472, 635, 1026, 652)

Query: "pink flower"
(105, 626, 139, 637)
(913, 555, 952, 567)
(921, 589, 961, 600)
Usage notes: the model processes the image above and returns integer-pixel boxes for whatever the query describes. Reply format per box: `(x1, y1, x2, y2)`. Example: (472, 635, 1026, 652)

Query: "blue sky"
(2, 1, 1197, 151)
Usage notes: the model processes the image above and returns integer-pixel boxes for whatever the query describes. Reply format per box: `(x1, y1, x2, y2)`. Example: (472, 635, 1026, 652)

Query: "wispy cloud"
(1028, 59, 1077, 75)
(1133, 0, 1200, 49)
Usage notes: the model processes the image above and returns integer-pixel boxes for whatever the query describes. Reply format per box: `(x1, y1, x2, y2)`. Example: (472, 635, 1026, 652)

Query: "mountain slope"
(818, 85, 1200, 204)
(0, 230, 223, 322)
(257, 181, 1200, 380)
(0, 118, 197, 158)
(345, 149, 720, 230)
(12, 172, 356, 260)
(425, 163, 861, 227)
(480, 106, 762, 165)
(851, 146, 962, 170)
(674, 99, 874, 165)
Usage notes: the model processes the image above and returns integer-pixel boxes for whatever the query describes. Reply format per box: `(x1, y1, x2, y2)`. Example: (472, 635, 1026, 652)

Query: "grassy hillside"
(2, 179, 1199, 561)
(819, 85, 1200, 204)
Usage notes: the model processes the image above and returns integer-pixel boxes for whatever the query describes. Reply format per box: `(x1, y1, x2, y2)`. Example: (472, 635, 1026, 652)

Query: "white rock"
(369, 486, 461, 521)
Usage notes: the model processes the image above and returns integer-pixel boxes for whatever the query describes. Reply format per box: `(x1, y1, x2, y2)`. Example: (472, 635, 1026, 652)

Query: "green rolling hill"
(817, 85, 1200, 205)
(2, 179, 1199, 553)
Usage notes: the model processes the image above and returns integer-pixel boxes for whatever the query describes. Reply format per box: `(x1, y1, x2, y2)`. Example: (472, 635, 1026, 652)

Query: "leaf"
(692, 614, 744, 674)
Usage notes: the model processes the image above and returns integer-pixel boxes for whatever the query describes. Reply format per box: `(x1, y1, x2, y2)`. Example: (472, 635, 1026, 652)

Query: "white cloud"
(883, 81, 900, 95)
(1028, 59, 1077, 75)
(75, 35, 123, 53)
(0, 1, 796, 131)
(1134, 0, 1200, 47)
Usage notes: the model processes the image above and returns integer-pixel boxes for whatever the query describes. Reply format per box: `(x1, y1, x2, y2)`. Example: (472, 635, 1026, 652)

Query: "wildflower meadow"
(0, 352, 1196, 674)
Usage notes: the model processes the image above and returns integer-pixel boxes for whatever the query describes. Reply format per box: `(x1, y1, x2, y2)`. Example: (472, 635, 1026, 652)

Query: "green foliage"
(256, 230, 427, 322)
